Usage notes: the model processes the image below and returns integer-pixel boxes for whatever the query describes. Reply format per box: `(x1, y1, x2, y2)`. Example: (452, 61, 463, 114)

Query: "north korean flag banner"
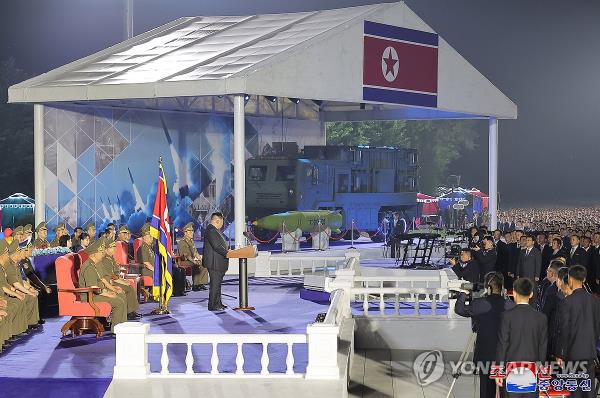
(363, 21, 438, 107)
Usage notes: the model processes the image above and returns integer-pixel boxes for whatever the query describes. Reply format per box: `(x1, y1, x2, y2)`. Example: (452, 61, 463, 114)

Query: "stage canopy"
(8, 1, 516, 233)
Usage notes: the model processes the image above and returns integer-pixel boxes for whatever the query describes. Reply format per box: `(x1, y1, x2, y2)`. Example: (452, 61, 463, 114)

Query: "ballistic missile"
(128, 167, 146, 212)
(160, 115, 189, 195)
(253, 210, 343, 233)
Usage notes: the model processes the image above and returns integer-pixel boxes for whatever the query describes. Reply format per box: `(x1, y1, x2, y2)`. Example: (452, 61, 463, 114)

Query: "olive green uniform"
(5, 259, 39, 326)
(0, 267, 27, 337)
(99, 256, 139, 313)
(177, 237, 208, 285)
(137, 243, 155, 278)
(78, 258, 127, 332)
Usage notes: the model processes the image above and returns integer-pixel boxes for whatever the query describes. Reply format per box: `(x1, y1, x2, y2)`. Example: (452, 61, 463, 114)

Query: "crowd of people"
(451, 219, 600, 398)
(0, 213, 234, 351)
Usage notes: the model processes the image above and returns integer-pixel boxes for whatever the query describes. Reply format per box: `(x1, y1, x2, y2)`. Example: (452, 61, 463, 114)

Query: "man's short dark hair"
(525, 235, 535, 241)
(80, 232, 89, 241)
(211, 212, 224, 220)
(460, 248, 472, 257)
(558, 267, 569, 284)
(568, 265, 587, 282)
(571, 234, 580, 240)
(513, 277, 534, 296)
(482, 236, 494, 245)
(484, 271, 504, 292)
(74, 227, 82, 233)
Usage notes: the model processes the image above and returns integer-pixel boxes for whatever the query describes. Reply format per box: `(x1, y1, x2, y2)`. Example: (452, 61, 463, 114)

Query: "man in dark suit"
(389, 212, 404, 259)
(534, 260, 561, 359)
(455, 272, 515, 398)
(473, 236, 497, 282)
(517, 235, 542, 283)
(203, 212, 230, 311)
(496, 278, 547, 397)
(450, 248, 480, 284)
(567, 235, 588, 268)
(494, 229, 509, 277)
(581, 236, 595, 291)
(592, 232, 600, 291)
(557, 265, 600, 398)
(536, 233, 553, 279)
(506, 230, 524, 288)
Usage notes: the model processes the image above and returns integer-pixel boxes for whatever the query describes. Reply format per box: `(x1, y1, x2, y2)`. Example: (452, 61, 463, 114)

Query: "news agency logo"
(413, 350, 445, 386)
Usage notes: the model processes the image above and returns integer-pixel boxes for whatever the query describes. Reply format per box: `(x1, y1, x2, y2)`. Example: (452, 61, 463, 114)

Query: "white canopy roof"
(8, 2, 517, 120)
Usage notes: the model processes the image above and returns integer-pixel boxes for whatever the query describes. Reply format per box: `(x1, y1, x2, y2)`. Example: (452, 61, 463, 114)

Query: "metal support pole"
(233, 95, 246, 248)
(488, 118, 498, 230)
(124, 0, 134, 40)
(34, 104, 45, 227)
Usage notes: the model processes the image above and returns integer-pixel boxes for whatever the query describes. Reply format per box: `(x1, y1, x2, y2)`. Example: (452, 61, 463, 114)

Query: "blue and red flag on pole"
(150, 160, 173, 307)
(363, 20, 438, 108)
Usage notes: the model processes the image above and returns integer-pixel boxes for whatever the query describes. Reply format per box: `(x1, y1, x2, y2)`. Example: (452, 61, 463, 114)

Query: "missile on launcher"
(252, 210, 343, 233)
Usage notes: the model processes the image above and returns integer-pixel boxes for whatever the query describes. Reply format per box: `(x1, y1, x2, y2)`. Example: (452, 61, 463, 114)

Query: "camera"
(448, 281, 480, 300)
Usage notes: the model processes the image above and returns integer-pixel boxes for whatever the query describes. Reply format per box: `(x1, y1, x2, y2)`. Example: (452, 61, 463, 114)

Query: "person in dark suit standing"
(496, 278, 547, 397)
(556, 265, 600, 398)
(534, 260, 561, 359)
(581, 236, 595, 291)
(536, 233, 553, 279)
(517, 235, 542, 284)
(473, 236, 497, 282)
(494, 229, 509, 276)
(567, 235, 588, 268)
(450, 248, 480, 284)
(203, 212, 230, 311)
(506, 230, 524, 288)
(591, 232, 600, 291)
(455, 272, 515, 398)
(389, 212, 404, 259)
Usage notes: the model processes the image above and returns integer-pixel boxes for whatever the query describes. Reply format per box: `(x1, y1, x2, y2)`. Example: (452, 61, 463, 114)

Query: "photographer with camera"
(472, 236, 497, 282)
(449, 248, 479, 284)
(454, 272, 515, 398)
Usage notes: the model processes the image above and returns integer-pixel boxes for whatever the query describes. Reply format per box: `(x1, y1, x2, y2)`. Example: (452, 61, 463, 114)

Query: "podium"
(227, 245, 258, 311)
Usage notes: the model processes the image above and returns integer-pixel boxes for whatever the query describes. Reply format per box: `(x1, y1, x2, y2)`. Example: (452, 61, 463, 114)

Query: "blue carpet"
(0, 277, 328, 398)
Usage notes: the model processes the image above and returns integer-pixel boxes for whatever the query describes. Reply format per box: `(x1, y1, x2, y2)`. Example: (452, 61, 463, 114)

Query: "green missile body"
(253, 210, 343, 233)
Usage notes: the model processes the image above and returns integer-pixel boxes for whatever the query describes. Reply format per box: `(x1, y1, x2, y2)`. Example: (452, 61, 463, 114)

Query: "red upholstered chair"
(78, 249, 89, 264)
(114, 241, 140, 297)
(55, 253, 111, 338)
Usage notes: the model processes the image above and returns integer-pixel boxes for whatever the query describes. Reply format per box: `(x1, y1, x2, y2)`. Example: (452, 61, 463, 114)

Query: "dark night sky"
(1, 0, 599, 207)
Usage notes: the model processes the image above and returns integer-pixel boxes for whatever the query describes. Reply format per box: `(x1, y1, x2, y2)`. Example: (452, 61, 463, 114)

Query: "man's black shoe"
(127, 313, 141, 320)
(37, 319, 46, 325)
(208, 306, 227, 311)
(199, 285, 207, 290)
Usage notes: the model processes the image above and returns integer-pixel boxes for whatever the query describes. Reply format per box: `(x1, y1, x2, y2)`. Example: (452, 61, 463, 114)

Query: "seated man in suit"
(496, 278, 547, 397)
(0, 241, 28, 342)
(450, 248, 480, 284)
(78, 239, 127, 334)
(116, 225, 134, 262)
(5, 241, 40, 328)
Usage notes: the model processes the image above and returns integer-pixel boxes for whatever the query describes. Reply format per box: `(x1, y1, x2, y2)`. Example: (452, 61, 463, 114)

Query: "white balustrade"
(113, 322, 318, 379)
(254, 249, 360, 277)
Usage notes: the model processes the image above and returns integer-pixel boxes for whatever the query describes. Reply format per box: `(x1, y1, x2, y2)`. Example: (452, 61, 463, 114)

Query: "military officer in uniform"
(78, 239, 127, 333)
(33, 222, 50, 249)
(136, 224, 155, 278)
(0, 241, 27, 347)
(23, 224, 33, 246)
(12, 226, 24, 245)
(85, 223, 97, 244)
(6, 241, 40, 327)
(49, 223, 67, 248)
(100, 238, 141, 320)
(117, 225, 135, 262)
(177, 222, 208, 291)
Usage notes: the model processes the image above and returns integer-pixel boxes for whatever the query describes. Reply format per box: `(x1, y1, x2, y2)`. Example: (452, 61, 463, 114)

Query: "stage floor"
(0, 276, 328, 398)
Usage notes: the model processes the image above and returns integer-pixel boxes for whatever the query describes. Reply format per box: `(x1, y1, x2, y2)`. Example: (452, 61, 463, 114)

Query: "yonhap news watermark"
(413, 350, 592, 393)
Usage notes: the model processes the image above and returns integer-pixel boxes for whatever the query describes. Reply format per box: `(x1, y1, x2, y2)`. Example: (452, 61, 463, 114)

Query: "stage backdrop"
(42, 103, 323, 236)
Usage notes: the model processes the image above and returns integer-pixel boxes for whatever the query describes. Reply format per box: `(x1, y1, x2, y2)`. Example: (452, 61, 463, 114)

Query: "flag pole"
(151, 156, 170, 315)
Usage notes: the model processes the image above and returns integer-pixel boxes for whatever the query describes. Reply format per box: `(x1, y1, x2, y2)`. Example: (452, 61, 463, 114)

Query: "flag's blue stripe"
(363, 87, 437, 108)
(364, 20, 438, 47)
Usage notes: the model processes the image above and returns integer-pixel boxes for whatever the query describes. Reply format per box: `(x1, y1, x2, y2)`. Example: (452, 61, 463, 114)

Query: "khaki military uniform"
(0, 266, 27, 337)
(33, 238, 49, 249)
(177, 237, 208, 285)
(78, 258, 127, 332)
(137, 243, 155, 278)
(5, 259, 39, 326)
(99, 256, 139, 313)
